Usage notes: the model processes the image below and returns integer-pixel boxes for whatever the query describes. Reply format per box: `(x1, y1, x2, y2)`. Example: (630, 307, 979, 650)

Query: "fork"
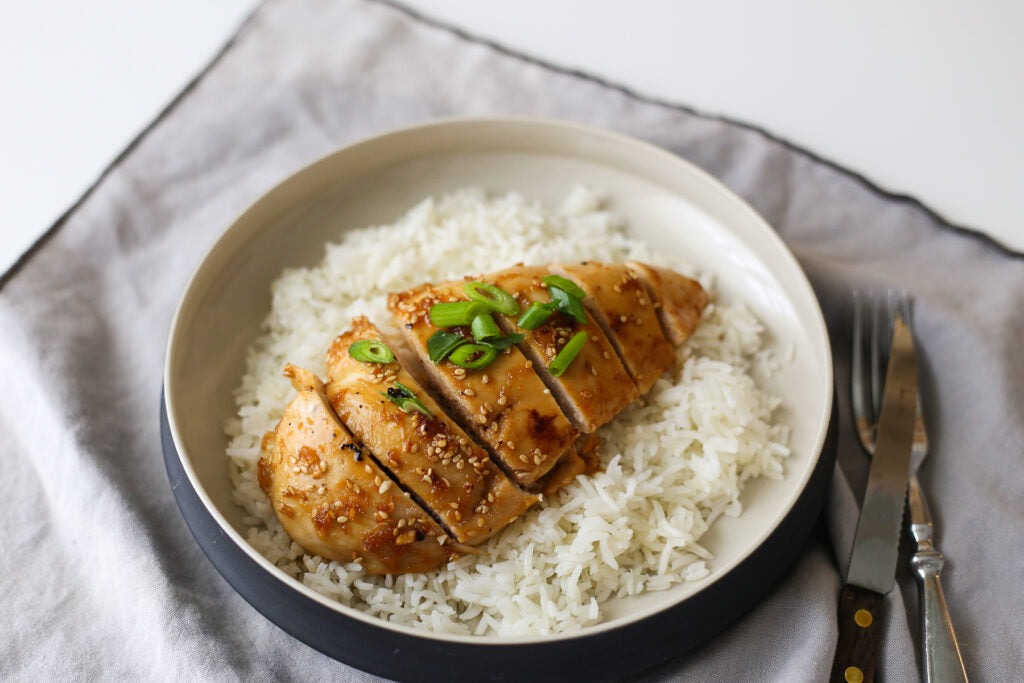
(850, 291, 968, 683)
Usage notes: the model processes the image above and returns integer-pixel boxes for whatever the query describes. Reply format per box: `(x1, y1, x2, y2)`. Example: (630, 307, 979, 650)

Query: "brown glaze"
(388, 282, 577, 486)
(325, 317, 537, 544)
(551, 262, 676, 395)
(261, 365, 454, 574)
(626, 262, 708, 346)
(481, 265, 639, 433)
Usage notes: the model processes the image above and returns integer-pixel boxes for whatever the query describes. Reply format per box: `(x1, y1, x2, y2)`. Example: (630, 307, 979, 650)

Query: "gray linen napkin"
(1, 1, 1020, 680)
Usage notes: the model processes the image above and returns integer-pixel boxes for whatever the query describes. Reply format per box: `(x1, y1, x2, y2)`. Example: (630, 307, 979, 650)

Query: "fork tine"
(869, 292, 886, 423)
(850, 292, 874, 453)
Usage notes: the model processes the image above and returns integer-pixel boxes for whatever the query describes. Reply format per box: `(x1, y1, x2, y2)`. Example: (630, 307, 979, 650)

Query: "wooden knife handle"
(830, 584, 885, 683)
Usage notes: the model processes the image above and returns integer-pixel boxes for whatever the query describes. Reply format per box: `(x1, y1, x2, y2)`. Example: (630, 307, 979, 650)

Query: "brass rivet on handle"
(854, 609, 873, 628)
(844, 666, 865, 683)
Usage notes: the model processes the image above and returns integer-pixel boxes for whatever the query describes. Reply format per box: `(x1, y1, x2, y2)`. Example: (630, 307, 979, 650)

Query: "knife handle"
(830, 584, 884, 683)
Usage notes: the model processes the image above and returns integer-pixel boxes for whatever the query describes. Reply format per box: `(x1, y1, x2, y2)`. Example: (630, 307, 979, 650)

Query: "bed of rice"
(224, 186, 790, 636)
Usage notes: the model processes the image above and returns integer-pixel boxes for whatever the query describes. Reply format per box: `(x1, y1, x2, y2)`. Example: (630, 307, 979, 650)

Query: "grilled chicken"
(482, 265, 639, 433)
(550, 263, 675, 395)
(388, 281, 578, 486)
(261, 261, 707, 573)
(325, 317, 538, 545)
(258, 365, 454, 574)
(626, 262, 708, 346)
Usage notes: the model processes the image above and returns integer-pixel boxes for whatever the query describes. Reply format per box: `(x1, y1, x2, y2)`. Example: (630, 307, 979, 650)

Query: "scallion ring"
(348, 339, 395, 364)
(549, 286, 588, 324)
(548, 331, 588, 377)
(471, 314, 502, 342)
(517, 301, 556, 330)
(426, 330, 468, 364)
(541, 274, 586, 300)
(448, 343, 498, 369)
(429, 301, 490, 328)
(381, 381, 433, 419)
(464, 281, 519, 316)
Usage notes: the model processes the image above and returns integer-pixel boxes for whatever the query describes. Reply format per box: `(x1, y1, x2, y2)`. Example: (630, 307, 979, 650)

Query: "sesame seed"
(591, 335, 598, 342)
(542, 389, 550, 395)
(533, 455, 542, 464)
(620, 315, 628, 323)
(497, 396, 507, 406)
(464, 388, 475, 397)
(476, 518, 485, 527)
(482, 375, 490, 384)
(336, 515, 348, 523)
(378, 480, 392, 494)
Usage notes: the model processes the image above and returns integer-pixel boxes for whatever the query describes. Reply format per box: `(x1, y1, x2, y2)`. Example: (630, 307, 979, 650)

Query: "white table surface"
(1, 0, 1021, 275)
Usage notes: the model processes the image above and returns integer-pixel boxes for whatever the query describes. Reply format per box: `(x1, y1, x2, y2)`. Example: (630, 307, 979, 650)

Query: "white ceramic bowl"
(162, 117, 834, 680)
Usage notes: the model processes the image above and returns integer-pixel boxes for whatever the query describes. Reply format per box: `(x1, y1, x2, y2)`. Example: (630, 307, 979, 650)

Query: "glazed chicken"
(481, 265, 639, 433)
(325, 317, 537, 545)
(550, 262, 676, 395)
(388, 281, 579, 486)
(258, 365, 455, 574)
(259, 261, 707, 573)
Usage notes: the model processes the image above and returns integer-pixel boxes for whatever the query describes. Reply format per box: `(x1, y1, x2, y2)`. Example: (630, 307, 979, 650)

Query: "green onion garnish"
(480, 333, 525, 350)
(471, 314, 502, 341)
(448, 343, 499, 369)
(549, 286, 588, 324)
(348, 339, 396, 364)
(548, 331, 588, 377)
(541, 274, 586, 300)
(380, 381, 432, 418)
(517, 301, 556, 330)
(426, 330, 468, 363)
(464, 281, 519, 316)
(429, 301, 490, 328)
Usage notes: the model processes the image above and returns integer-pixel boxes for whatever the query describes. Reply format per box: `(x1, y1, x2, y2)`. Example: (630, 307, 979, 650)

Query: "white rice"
(224, 186, 790, 636)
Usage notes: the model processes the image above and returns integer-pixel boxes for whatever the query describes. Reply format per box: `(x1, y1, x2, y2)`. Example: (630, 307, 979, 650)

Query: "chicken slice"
(482, 265, 639, 433)
(550, 262, 675, 395)
(257, 365, 454, 574)
(626, 262, 709, 346)
(325, 317, 538, 545)
(388, 281, 578, 486)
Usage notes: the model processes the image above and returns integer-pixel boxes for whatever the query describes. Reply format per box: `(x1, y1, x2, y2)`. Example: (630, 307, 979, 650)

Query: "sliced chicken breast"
(258, 365, 454, 574)
(325, 317, 538, 545)
(550, 262, 675, 395)
(482, 265, 639, 433)
(388, 282, 578, 486)
(626, 262, 709, 346)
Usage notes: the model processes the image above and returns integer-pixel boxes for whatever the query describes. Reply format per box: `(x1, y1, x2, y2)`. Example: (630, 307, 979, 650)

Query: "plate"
(162, 117, 834, 680)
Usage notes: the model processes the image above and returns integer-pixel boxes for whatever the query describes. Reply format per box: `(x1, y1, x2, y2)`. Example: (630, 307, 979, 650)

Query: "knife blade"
(830, 314, 918, 683)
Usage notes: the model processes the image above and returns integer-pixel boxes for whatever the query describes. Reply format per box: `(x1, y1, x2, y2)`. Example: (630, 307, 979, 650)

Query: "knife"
(830, 315, 918, 683)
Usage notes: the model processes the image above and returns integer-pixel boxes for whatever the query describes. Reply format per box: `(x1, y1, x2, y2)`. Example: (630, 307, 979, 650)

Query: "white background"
(2, 0, 1021, 275)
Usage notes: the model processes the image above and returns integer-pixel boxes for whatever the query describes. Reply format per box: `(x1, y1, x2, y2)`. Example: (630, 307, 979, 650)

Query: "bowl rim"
(163, 115, 834, 645)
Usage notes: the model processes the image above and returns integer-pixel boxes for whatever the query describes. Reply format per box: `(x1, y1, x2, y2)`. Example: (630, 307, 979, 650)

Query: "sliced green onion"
(548, 331, 588, 377)
(549, 286, 588, 324)
(427, 330, 468, 364)
(480, 333, 525, 350)
(464, 281, 519, 316)
(448, 343, 498, 369)
(429, 301, 490, 328)
(380, 381, 432, 419)
(517, 301, 556, 330)
(348, 339, 395, 363)
(471, 314, 502, 341)
(542, 274, 586, 300)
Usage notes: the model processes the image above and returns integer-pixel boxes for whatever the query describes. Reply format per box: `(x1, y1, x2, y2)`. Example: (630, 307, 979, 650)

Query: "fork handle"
(830, 584, 884, 682)
(911, 549, 969, 682)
